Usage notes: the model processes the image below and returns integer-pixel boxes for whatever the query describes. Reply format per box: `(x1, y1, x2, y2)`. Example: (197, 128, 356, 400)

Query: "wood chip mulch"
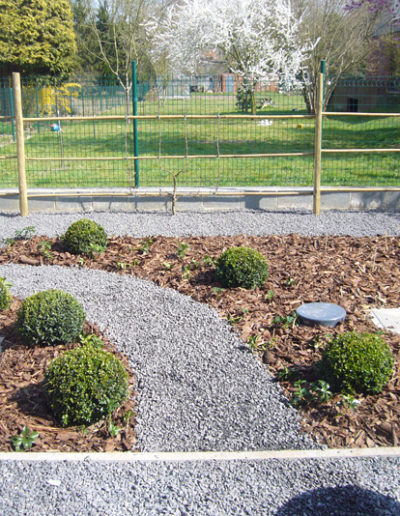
(0, 233, 399, 450)
(0, 297, 138, 452)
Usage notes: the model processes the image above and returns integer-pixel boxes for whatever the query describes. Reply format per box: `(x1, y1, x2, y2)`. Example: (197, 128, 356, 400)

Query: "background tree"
(151, 0, 313, 113)
(77, 0, 154, 113)
(0, 0, 77, 77)
(72, 0, 100, 73)
(295, 0, 376, 113)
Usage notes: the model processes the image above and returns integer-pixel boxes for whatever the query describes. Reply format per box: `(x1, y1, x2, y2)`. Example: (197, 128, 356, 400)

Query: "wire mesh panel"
(324, 77, 400, 186)
(0, 78, 18, 188)
(1, 74, 399, 190)
(137, 76, 313, 187)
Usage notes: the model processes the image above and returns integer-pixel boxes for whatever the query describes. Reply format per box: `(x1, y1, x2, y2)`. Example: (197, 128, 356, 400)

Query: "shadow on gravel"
(276, 485, 400, 515)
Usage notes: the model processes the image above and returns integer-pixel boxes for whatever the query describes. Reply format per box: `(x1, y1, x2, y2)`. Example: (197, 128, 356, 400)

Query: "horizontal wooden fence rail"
(22, 114, 316, 122)
(26, 152, 314, 161)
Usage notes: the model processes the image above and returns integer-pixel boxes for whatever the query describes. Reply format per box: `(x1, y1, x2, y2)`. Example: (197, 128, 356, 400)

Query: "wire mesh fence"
(0, 74, 399, 190)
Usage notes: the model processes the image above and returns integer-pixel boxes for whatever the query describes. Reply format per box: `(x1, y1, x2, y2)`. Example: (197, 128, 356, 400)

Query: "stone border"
(1, 447, 400, 462)
(1, 187, 400, 213)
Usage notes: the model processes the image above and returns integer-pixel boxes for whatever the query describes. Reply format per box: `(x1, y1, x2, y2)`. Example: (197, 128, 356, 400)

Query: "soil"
(0, 298, 138, 452)
(0, 233, 400, 450)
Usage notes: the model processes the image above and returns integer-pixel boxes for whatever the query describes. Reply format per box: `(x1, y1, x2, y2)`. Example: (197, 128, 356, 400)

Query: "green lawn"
(1, 90, 399, 188)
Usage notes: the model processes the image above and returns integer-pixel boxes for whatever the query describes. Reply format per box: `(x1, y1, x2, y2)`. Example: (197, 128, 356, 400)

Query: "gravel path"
(0, 264, 316, 452)
(1, 210, 400, 239)
(0, 210, 400, 515)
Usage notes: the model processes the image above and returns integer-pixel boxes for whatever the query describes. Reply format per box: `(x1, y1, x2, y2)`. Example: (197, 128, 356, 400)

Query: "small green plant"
(291, 380, 311, 407)
(0, 277, 12, 311)
(16, 226, 36, 240)
(17, 290, 85, 347)
(308, 335, 324, 351)
(108, 417, 121, 438)
(37, 240, 54, 260)
(276, 366, 299, 381)
(79, 332, 103, 349)
(78, 257, 85, 266)
(163, 262, 173, 270)
(212, 287, 225, 294)
(5, 225, 37, 245)
(176, 242, 190, 259)
(340, 394, 362, 410)
(203, 255, 217, 266)
(63, 219, 108, 256)
(272, 312, 297, 328)
(284, 276, 297, 287)
(215, 246, 268, 289)
(310, 380, 332, 402)
(45, 343, 129, 426)
(226, 313, 242, 325)
(123, 409, 136, 425)
(247, 335, 270, 352)
(138, 238, 153, 255)
(265, 290, 275, 301)
(182, 265, 191, 279)
(116, 261, 127, 270)
(11, 426, 39, 451)
(319, 331, 394, 394)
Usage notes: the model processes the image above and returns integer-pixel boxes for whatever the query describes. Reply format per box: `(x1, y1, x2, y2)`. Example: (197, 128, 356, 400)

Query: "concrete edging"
(1, 187, 400, 213)
(1, 447, 400, 462)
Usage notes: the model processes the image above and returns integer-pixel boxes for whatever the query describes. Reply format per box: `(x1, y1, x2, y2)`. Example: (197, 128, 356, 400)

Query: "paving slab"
(370, 308, 400, 335)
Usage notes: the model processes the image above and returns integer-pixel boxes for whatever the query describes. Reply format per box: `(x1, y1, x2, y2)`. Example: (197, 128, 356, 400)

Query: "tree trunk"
(251, 90, 256, 115)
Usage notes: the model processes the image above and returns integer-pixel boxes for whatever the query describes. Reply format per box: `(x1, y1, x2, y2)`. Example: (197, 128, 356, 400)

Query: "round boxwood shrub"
(63, 219, 108, 255)
(45, 343, 129, 426)
(319, 332, 394, 395)
(17, 290, 85, 347)
(215, 246, 269, 289)
(0, 277, 11, 311)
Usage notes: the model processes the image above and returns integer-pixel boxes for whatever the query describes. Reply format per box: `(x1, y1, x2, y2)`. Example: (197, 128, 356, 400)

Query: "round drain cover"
(296, 302, 346, 327)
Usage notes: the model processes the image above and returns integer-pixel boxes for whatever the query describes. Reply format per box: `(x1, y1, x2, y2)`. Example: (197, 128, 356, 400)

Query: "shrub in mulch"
(0, 297, 137, 452)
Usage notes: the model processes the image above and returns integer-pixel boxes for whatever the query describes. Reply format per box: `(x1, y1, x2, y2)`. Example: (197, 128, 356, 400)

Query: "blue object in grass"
(296, 302, 346, 327)
(51, 123, 60, 132)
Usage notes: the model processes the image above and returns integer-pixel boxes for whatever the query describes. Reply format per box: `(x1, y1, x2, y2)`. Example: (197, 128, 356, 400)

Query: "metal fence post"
(132, 60, 140, 188)
(313, 60, 325, 215)
(12, 72, 28, 217)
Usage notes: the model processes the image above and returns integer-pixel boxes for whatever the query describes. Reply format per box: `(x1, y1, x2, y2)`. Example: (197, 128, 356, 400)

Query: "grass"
(1, 90, 399, 189)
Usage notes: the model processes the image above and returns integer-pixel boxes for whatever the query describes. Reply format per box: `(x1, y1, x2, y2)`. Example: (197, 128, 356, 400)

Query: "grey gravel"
(1, 457, 400, 515)
(0, 210, 400, 515)
(1, 209, 400, 240)
(0, 264, 316, 453)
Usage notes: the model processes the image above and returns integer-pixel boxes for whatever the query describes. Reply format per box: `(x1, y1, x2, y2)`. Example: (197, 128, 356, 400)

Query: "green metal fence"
(1, 74, 400, 190)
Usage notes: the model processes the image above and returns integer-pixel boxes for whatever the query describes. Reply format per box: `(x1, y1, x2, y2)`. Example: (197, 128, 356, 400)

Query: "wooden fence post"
(12, 72, 28, 216)
(313, 60, 325, 215)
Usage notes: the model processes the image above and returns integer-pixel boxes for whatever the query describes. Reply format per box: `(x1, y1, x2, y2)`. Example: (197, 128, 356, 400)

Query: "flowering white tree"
(150, 0, 314, 113)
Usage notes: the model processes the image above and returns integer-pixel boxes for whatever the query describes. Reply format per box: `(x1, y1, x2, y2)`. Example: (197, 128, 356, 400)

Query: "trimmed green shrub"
(0, 277, 11, 311)
(45, 342, 129, 426)
(319, 332, 394, 395)
(17, 290, 85, 347)
(63, 219, 108, 255)
(215, 246, 269, 289)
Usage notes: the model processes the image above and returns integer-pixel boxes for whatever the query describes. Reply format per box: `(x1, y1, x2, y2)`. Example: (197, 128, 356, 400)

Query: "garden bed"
(0, 297, 137, 452)
(0, 233, 399, 449)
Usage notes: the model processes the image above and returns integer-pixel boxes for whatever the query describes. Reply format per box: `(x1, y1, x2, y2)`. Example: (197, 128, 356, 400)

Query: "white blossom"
(151, 0, 314, 89)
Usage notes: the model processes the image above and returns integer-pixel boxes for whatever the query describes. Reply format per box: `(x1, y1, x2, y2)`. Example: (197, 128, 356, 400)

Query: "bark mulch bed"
(0, 297, 137, 452)
(0, 233, 400, 450)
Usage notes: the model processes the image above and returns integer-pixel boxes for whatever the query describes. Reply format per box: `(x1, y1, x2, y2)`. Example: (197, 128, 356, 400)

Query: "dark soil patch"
(0, 297, 137, 452)
(1, 233, 400, 449)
